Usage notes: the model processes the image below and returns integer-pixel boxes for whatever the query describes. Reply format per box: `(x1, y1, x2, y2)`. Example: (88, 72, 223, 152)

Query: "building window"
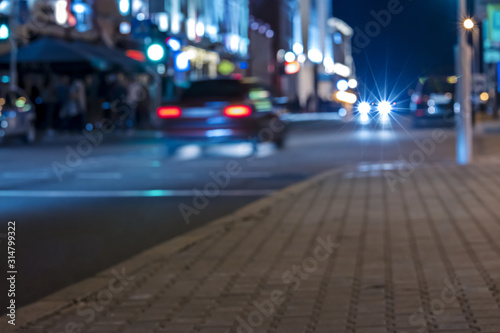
(72, 0, 93, 32)
(132, 0, 148, 18)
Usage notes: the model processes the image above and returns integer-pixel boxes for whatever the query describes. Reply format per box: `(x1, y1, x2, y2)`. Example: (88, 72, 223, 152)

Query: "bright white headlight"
(358, 102, 371, 114)
(377, 101, 392, 114)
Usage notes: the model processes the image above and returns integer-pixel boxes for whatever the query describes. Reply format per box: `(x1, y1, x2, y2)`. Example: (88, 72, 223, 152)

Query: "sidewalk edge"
(4, 167, 342, 331)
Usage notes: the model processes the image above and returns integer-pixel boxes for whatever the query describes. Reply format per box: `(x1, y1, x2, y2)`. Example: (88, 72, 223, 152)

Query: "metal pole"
(472, 27, 479, 127)
(456, 0, 473, 164)
(9, 0, 18, 90)
(474, 27, 480, 75)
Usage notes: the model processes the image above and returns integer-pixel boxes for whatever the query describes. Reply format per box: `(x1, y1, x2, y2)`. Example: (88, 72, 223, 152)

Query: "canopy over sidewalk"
(0, 37, 147, 73)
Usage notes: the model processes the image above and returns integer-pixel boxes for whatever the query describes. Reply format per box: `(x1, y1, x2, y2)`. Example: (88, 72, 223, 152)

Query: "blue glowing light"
(175, 52, 191, 72)
(167, 38, 181, 52)
(334, 32, 343, 45)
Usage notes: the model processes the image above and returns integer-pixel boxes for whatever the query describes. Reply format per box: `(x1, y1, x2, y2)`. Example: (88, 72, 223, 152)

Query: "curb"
(1, 167, 342, 332)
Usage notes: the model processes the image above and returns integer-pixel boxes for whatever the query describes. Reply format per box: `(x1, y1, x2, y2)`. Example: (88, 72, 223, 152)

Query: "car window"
(182, 80, 246, 99)
(422, 78, 455, 95)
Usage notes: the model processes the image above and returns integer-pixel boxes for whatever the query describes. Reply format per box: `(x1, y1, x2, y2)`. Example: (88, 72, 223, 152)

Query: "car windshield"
(422, 78, 455, 95)
(181, 80, 247, 99)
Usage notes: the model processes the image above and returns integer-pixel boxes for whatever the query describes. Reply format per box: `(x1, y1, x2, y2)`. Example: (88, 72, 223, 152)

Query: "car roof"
(188, 77, 260, 86)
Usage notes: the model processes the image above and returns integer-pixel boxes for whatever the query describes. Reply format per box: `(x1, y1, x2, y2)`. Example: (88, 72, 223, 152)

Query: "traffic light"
(146, 24, 167, 62)
(147, 43, 165, 61)
(0, 16, 9, 40)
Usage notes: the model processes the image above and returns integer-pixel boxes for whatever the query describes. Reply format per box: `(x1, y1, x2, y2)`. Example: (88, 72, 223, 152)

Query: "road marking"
(152, 171, 273, 180)
(76, 173, 123, 180)
(0, 189, 275, 198)
(152, 173, 197, 179)
(282, 112, 341, 122)
(2, 172, 51, 179)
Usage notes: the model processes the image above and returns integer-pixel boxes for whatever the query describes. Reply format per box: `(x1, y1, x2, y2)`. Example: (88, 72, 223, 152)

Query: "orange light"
(157, 106, 182, 118)
(463, 18, 474, 30)
(335, 91, 357, 104)
(285, 61, 300, 75)
(223, 105, 252, 118)
(126, 50, 147, 62)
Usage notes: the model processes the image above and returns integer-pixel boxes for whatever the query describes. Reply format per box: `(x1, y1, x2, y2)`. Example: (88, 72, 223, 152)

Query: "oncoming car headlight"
(377, 101, 392, 115)
(358, 102, 371, 114)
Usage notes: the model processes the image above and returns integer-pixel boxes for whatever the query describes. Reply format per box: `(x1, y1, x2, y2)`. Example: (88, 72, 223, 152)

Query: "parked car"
(0, 86, 36, 144)
(410, 76, 455, 128)
(155, 78, 287, 154)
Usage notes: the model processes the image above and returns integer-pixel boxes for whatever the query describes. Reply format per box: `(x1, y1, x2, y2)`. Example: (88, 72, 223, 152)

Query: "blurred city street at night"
(3, 0, 500, 332)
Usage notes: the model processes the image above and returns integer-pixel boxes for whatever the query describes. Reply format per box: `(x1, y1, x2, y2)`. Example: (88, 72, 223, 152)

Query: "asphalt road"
(1, 112, 499, 309)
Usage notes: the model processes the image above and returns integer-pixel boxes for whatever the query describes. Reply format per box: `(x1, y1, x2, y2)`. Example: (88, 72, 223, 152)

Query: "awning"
(0, 37, 148, 72)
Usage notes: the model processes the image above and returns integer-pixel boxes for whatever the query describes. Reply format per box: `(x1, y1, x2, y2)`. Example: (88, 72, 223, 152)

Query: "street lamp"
(463, 18, 474, 30)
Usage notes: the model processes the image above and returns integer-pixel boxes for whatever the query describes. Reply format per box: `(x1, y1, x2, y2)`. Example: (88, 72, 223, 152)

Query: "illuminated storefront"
(5, 0, 250, 82)
(281, 0, 356, 111)
(147, 0, 249, 58)
(126, 0, 250, 80)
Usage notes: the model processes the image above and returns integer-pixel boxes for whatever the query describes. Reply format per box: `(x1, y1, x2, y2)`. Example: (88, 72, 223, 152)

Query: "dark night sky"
(333, 0, 459, 100)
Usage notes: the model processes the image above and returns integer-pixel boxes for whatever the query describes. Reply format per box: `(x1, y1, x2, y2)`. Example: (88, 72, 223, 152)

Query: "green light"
(249, 89, 270, 100)
(0, 24, 9, 40)
(15, 99, 26, 108)
(147, 44, 165, 61)
(218, 60, 235, 75)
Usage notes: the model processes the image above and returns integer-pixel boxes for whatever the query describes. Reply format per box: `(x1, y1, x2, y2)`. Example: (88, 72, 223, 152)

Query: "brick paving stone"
(12, 162, 500, 333)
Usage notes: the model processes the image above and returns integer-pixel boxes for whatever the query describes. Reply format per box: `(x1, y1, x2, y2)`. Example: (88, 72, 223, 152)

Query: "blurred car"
(0, 86, 36, 144)
(156, 78, 287, 153)
(410, 76, 455, 127)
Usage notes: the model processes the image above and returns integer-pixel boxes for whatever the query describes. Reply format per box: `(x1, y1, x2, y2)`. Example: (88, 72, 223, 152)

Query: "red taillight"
(157, 106, 181, 119)
(416, 109, 424, 117)
(223, 105, 252, 118)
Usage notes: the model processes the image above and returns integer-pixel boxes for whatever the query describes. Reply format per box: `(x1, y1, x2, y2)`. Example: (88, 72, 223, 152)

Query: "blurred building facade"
(0, 0, 252, 82)
(147, 0, 250, 82)
(0, 0, 357, 114)
(475, 0, 500, 114)
(251, 0, 356, 111)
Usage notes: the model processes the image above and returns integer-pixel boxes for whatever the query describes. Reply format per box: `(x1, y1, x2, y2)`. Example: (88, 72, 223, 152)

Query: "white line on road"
(152, 173, 197, 179)
(282, 112, 342, 122)
(0, 189, 275, 198)
(2, 172, 52, 179)
(152, 171, 273, 180)
(76, 173, 123, 180)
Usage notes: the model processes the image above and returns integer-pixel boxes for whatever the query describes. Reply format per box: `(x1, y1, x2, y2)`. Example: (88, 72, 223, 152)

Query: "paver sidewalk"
(6, 161, 500, 333)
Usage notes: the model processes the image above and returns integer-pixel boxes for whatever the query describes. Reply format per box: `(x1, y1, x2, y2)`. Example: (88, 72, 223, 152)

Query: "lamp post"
(9, 0, 18, 90)
(456, 0, 473, 164)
